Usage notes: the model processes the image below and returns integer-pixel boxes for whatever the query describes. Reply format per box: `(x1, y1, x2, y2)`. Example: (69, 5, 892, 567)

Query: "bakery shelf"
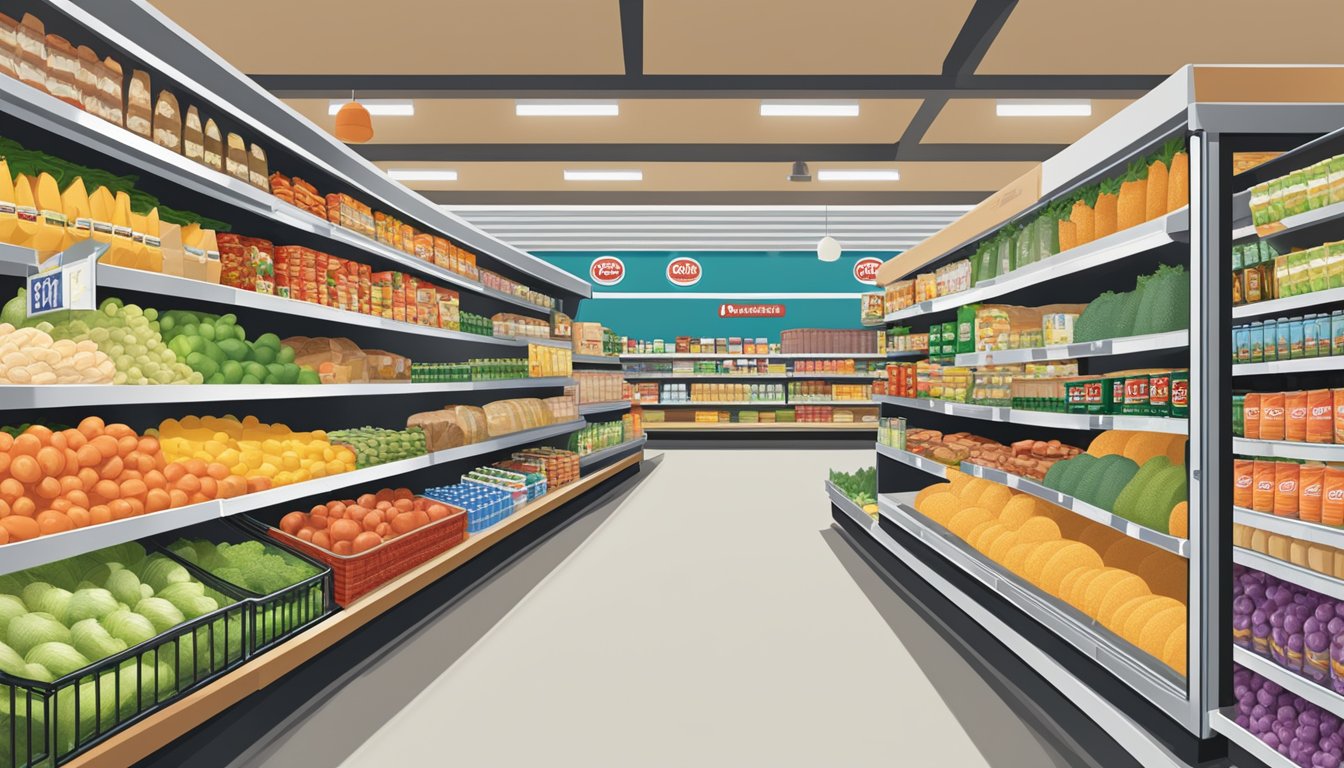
(578, 401, 632, 416)
(1232, 646, 1344, 720)
(1233, 547, 1344, 602)
(479, 285, 554, 315)
(0, 419, 587, 577)
(1210, 708, 1296, 768)
(1233, 506, 1344, 550)
(58, 451, 641, 768)
(572, 354, 623, 366)
(578, 436, 648, 467)
(957, 462, 1190, 556)
(641, 421, 875, 432)
(953, 330, 1188, 367)
(874, 395, 1190, 435)
(883, 209, 1189, 323)
(619, 353, 885, 360)
(1233, 356, 1344, 376)
(1233, 438, 1344, 461)
(0, 378, 576, 410)
(1232, 287, 1344, 319)
(875, 443, 949, 480)
(878, 493, 1187, 696)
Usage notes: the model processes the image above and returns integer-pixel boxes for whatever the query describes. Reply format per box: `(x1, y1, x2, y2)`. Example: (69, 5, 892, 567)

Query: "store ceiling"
(153, 0, 1344, 207)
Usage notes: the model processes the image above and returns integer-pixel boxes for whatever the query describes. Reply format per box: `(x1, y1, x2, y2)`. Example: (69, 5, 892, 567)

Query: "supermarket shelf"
(577, 401, 632, 416)
(1233, 506, 1344, 550)
(953, 330, 1188, 367)
(1234, 356, 1344, 376)
(875, 395, 1190, 435)
(787, 400, 878, 406)
(827, 480, 877, 528)
(1232, 646, 1344, 720)
(479, 285, 554, 315)
(648, 401, 790, 407)
(1233, 547, 1344, 602)
(1233, 438, 1344, 461)
(1232, 287, 1344, 319)
(61, 451, 642, 768)
(1262, 198, 1344, 244)
(0, 378, 575, 409)
(887, 350, 929, 359)
(620, 372, 881, 381)
(496, 335, 572, 349)
(958, 462, 1189, 557)
(642, 421, 876, 432)
(619, 353, 885, 360)
(878, 493, 1186, 698)
(883, 209, 1189, 323)
(1210, 709, 1294, 768)
(0, 419, 587, 576)
(875, 443, 949, 479)
(578, 436, 648, 467)
(572, 354, 622, 366)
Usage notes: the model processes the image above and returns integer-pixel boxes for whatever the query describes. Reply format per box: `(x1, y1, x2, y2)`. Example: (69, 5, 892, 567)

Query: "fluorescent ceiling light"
(996, 99, 1091, 117)
(517, 100, 619, 116)
(564, 170, 642, 181)
(327, 99, 414, 116)
(387, 169, 458, 181)
(761, 100, 859, 117)
(817, 169, 900, 181)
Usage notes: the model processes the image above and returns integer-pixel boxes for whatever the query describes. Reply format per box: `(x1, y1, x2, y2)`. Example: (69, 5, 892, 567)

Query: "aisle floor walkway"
(253, 449, 1077, 767)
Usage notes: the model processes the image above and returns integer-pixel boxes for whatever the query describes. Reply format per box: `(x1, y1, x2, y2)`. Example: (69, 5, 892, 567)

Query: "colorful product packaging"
(1301, 464, 1325, 523)
(1309, 389, 1335, 444)
(1286, 391, 1309, 443)
(1253, 459, 1276, 513)
(1233, 458, 1254, 509)
(1274, 462, 1300, 518)
(1260, 392, 1286, 441)
(1244, 392, 1262, 439)
(1325, 466, 1344, 527)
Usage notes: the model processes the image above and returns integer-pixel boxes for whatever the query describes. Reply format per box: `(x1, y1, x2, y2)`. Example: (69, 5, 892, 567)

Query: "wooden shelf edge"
(65, 452, 643, 768)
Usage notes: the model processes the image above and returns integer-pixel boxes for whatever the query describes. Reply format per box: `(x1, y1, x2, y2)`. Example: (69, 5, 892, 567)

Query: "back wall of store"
(535, 251, 892, 339)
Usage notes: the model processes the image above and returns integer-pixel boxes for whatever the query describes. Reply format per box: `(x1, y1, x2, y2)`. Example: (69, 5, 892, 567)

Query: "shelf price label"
(26, 240, 107, 317)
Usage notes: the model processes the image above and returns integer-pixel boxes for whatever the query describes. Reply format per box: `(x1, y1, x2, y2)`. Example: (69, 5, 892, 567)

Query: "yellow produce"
(975, 484, 1014, 514)
(914, 482, 953, 508)
(987, 531, 1021, 563)
(1014, 517, 1061, 544)
(1107, 595, 1155, 635)
(1137, 607, 1186, 656)
(1039, 543, 1104, 594)
(61, 177, 91, 250)
(948, 507, 994, 538)
(917, 492, 962, 526)
(31, 172, 66, 255)
(0, 323, 115, 383)
(154, 414, 356, 488)
(1022, 540, 1074, 586)
(1062, 567, 1109, 610)
(1095, 575, 1151, 625)
(1122, 596, 1183, 641)
(0, 158, 17, 244)
(957, 478, 994, 505)
(1162, 624, 1187, 675)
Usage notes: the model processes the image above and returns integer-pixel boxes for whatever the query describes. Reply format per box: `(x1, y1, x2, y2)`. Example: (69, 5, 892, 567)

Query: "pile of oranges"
(278, 488, 460, 555)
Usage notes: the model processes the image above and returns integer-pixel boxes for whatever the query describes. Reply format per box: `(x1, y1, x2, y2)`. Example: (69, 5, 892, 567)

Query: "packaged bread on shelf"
(201, 118, 224, 170)
(152, 91, 182, 152)
(247, 143, 268, 191)
(75, 45, 100, 114)
(283, 336, 369, 383)
(98, 57, 123, 126)
(362, 348, 410, 381)
(225, 132, 249, 182)
(0, 14, 18, 80)
(43, 34, 79, 107)
(443, 405, 489, 444)
(406, 411, 467, 452)
(483, 398, 553, 437)
(16, 14, 47, 94)
(125, 70, 152, 138)
(183, 106, 204, 163)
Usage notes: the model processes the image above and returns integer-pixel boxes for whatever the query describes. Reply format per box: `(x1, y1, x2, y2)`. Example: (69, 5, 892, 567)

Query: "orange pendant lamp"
(334, 94, 373, 143)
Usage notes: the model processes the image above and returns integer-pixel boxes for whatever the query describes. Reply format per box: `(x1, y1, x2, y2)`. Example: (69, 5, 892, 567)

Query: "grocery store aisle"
(304, 448, 1076, 768)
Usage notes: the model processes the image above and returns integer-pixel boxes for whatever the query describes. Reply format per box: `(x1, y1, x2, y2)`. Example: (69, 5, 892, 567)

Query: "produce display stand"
(830, 65, 1344, 766)
(59, 452, 643, 768)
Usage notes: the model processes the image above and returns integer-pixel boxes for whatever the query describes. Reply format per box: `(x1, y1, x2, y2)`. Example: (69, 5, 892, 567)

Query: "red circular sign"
(853, 257, 883, 285)
(589, 256, 625, 286)
(666, 257, 703, 287)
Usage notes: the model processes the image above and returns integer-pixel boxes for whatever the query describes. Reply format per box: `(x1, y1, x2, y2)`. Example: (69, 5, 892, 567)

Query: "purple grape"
(1318, 605, 1336, 623)
(1289, 615, 1307, 635)
(1266, 732, 1282, 749)
(1276, 610, 1289, 629)
(1302, 725, 1323, 744)
(1319, 755, 1340, 768)
(1330, 617, 1344, 635)
(1306, 710, 1324, 727)
(1283, 706, 1301, 722)
(1255, 609, 1270, 625)
(1322, 714, 1339, 733)
(1234, 596, 1255, 615)
(1261, 689, 1279, 708)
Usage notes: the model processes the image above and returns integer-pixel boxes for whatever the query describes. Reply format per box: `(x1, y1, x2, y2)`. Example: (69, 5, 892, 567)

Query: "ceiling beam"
(619, 0, 643, 76)
(252, 73, 1162, 100)
(426, 191, 989, 205)
(354, 142, 1061, 163)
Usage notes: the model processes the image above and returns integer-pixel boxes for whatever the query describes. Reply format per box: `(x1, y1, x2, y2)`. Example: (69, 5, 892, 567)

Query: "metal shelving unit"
(1210, 709, 1296, 768)
(1232, 286, 1344, 319)
(1234, 547, 1344, 603)
(621, 372, 881, 380)
(1232, 647, 1344, 719)
(1233, 438, 1344, 461)
(1233, 357, 1344, 376)
(578, 435, 648, 468)
(577, 401, 632, 416)
(874, 395, 1190, 435)
(572, 354, 623, 366)
(1233, 506, 1344, 550)
(954, 330, 1188, 367)
(874, 443, 949, 479)
(619, 352, 885, 360)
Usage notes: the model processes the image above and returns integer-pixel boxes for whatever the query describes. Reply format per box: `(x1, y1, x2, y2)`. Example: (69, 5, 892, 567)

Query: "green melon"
(1113, 456, 1172, 525)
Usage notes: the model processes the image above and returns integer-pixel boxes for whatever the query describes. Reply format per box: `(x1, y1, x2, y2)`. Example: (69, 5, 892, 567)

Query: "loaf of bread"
(183, 106, 204, 163)
(225, 132, 249, 182)
(442, 405, 488, 444)
(152, 90, 181, 153)
(43, 34, 79, 107)
(125, 69, 152, 138)
(16, 14, 47, 94)
(482, 398, 554, 437)
(247, 142, 269, 191)
(406, 411, 467, 452)
(0, 14, 17, 81)
(99, 57, 123, 127)
(203, 118, 223, 171)
(75, 45, 99, 114)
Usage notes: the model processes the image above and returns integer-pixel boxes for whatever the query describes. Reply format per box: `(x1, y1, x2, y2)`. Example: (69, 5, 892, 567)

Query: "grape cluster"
(33, 299, 200, 385)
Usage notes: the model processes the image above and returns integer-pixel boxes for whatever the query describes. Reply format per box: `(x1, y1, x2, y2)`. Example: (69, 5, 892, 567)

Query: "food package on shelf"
(482, 398, 554, 437)
(441, 405, 489, 444)
(151, 90, 181, 153)
(861, 292, 884, 323)
(283, 336, 369, 383)
(551, 311, 573, 340)
(406, 410, 468, 451)
(0, 14, 17, 81)
(542, 394, 578, 423)
(572, 322, 605, 356)
(182, 105, 205, 164)
(362, 348, 411, 381)
(225, 133, 249, 183)
(44, 33, 79, 107)
(491, 313, 549, 339)
(125, 69, 152, 138)
(13, 14, 46, 93)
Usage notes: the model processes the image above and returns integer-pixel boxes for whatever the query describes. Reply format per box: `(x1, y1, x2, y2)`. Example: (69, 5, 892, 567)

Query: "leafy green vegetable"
(829, 467, 877, 507)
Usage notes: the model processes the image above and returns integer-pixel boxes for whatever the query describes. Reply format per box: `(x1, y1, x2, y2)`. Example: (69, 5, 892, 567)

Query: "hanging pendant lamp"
(334, 91, 373, 143)
(817, 206, 841, 262)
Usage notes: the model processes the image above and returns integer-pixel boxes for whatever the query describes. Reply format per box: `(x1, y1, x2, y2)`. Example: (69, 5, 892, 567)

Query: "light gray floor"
(259, 448, 1073, 768)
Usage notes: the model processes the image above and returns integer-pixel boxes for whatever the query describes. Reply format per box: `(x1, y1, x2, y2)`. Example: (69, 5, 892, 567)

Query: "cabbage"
(133, 598, 184, 633)
(139, 583, 153, 600)
(26, 561, 81, 592)
(100, 610, 155, 648)
(8, 612, 70, 656)
(96, 542, 146, 570)
(0, 640, 24, 676)
(155, 581, 204, 601)
(138, 557, 189, 593)
(22, 584, 72, 623)
(20, 662, 51, 682)
(156, 582, 216, 619)
(70, 619, 127, 662)
(0, 573, 29, 597)
(105, 569, 143, 608)
(20, 582, 55, 613)
(0, 595, 26, 637)
(81, 561, 124, 587)
(25, 642, 89, 678)
(66, 588, 118, 624)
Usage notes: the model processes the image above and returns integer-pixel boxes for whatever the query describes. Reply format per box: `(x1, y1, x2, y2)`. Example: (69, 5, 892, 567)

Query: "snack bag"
(1253, 459, 1276, 513)
(1274, 461, 1300, 518)
(1287, 391, 1308, 443)
(1261, 392, 1286, 442)
(1301, 464, 1325, 523)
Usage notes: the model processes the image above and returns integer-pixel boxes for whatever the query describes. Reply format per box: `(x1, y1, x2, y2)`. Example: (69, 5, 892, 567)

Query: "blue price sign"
(27, 269, 64, 315)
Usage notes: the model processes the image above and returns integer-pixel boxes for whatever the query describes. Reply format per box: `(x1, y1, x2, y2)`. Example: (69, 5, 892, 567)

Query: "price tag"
(25, 240, 107, 317)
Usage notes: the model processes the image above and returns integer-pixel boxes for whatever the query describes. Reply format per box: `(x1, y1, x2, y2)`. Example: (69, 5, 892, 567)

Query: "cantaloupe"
(1067, 567, 1118, 610)
(1042, 460, 1072, 489)
(958, 478, 994, 504)
(1023, 540, 1075, 586)
(1014, 517, 1062, 547)
(987, 531, 1020, 563)
(918, 492, 963, 525)
(1095, 576, 1152, 625)
(973, 523, 1011, 553)
(1072, 454, 1130, 506)
(1136, 606, 1187, 657)
(945, 467, 970, 494)
(1122, 432, 1178, 466)
(1082, 569, 1137, 618)
(949, 507, 995, 539)
(998, 496, 1038, 530)
(1092, 456, 1141, 511)
(1164, 436, 1187, 466)
(1051, 454, 1098, 496)
(1087, 430, 1136, 458)
(1113, 456, 1172, 525)
(1168, 501, 1188, 538)
(1134, 465, 1186, 533)
(975, 484, 1014, 514)
(1059, 566, 1102, 605)
(966, 520, 1001, 549)
(1003, 543, 1039, 574)
(1121, 596, 1184, 641)
(1102, 538, 1154, 571)
(1040, 543, 1105, 594)
(914, 482, 954, 509)
(1162, 623, 1187, 675)
(1108, 595, 1158, 635)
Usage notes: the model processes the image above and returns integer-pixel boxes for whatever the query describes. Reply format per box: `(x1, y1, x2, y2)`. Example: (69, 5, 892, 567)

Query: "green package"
(956, 305, 977, 354)
(1311, 246, 1330, 293)
(1330, 156, 1344, 205)
(1232, 394, 1245, 437)
(1309, 160, 1332, 210)
(1267, 179, 1286, 223)
(1305, 314, 1320, 358)
(1232, 244, 1244, 271)
(1234, 326, 1250, 363)
(1319, 315, 1334, 357)
(1263, 319, 1277, 361)
(969, 244, 982, 286)
(997, 229, 1016, 276)
(1329, 243, 1344, 289)
(1250, 182, 1272, 227)
(1250, 322, 1264, 362)
(1035, 213, 1058, 262)
(1285, 170, 1310, 217)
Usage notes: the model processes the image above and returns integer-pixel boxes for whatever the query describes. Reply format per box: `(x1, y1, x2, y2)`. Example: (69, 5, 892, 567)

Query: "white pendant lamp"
(817, 206, 841, 262)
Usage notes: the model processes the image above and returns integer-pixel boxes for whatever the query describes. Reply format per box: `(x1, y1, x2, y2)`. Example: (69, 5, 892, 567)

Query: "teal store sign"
(534, 251, 896, 339)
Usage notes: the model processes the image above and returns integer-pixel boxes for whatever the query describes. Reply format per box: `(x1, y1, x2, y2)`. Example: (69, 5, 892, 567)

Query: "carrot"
(1116, 159, 1148, 231)
(1166, 144, 1189, 213)
(1146, 158, 1169, 222)
(1070, 199, 1094, 245)
(1058, 219, 1077, 252)
(1093, 178, 1121, 239)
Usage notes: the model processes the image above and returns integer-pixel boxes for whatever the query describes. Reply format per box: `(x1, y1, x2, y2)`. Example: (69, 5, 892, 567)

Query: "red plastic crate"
(264, 499, 467, 606)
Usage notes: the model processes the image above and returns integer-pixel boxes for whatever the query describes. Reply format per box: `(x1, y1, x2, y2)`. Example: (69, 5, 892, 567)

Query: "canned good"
(1171, 371, 1190, 419)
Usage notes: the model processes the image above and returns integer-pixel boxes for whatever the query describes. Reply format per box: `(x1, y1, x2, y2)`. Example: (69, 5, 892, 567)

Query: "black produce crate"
(153, 518, 335, 658)
(0, 585, 249, 768)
